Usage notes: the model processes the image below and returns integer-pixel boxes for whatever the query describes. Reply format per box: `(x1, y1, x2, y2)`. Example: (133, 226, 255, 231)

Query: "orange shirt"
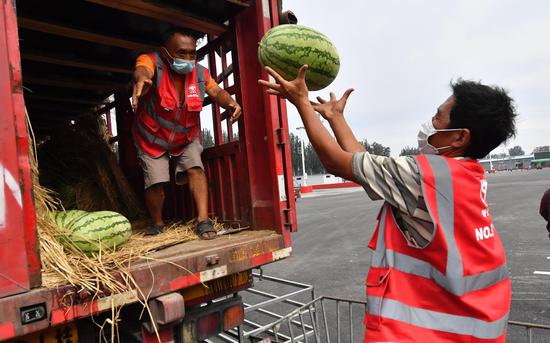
(136, 54, 217, 102)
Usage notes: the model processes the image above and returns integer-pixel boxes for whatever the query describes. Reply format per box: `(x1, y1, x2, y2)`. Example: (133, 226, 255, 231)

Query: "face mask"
(417, 120, 462, 155)
(163, 48, 195, 74)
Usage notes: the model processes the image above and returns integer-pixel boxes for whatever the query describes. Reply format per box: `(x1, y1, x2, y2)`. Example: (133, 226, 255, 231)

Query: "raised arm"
(311, 90, 366, 153)
(132, 65, 153, 111)
(258, 65, 355, 181)
(207, 84, 242, 123)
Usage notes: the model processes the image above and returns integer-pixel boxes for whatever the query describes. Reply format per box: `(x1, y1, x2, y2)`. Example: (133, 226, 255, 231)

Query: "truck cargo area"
(0, 0, 296, 340)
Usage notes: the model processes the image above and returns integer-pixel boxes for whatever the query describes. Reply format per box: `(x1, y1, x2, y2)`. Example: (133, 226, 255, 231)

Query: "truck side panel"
(0, 0, 40, 299)
(236, 0, 297, 247)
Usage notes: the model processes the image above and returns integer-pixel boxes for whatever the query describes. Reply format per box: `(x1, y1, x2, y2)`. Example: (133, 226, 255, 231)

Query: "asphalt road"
(258, 168, 550, 342)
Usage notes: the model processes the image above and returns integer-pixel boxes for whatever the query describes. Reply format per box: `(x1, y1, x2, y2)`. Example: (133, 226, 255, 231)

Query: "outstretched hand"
(310, 89, 354, 121)
(258, 65, 310, 107)
(132, 77, 152, 111)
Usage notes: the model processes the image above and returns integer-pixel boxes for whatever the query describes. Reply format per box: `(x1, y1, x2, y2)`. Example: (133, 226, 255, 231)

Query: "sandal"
(144, 224, 164, 236)
(196, 219, 217, 240)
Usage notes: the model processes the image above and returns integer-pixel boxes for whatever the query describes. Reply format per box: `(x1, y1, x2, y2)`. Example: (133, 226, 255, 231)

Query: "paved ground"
(258, 168, 550, 341)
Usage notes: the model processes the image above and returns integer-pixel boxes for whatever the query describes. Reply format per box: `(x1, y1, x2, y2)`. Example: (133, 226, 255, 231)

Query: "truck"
(0, 0, 298, 341)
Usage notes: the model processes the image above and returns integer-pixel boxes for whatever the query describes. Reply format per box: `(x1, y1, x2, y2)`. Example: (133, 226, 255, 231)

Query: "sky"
(281, 0, 550, 157)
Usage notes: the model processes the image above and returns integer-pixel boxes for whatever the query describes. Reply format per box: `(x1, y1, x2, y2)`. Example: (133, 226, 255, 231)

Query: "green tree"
(201, 128, 214, 148)
(289, 133, 303, 176)
(508, 145, 524, 156)
(360, 139, 391, 156)
(305, 142, 326, 174)
(400, 146, 420, 156)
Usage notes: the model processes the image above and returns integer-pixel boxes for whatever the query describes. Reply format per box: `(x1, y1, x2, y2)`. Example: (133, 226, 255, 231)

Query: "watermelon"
(54, 210, 132, 253)
(258, 24, 340, 91)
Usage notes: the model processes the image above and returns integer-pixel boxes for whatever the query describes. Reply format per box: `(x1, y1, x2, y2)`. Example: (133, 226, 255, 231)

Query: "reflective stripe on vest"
(134, 52, 205, 156)
(367, 155, 510, 340)
(368, 296, 508, 340)
(371, 156, 509, 296)
(136, 120, 174, 151)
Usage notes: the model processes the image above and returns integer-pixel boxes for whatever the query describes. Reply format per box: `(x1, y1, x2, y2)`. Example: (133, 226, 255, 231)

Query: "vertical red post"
(234, 0, 297, 246)
(0, 0, 41, 297)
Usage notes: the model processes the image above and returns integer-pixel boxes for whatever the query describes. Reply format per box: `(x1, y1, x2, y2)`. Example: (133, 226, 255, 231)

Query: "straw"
(26, 110, 232, 342)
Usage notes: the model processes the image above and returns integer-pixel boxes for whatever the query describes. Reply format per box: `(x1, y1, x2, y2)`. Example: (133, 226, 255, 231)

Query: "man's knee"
(146, 183, 165, 194)
(187, 167, 205, 177)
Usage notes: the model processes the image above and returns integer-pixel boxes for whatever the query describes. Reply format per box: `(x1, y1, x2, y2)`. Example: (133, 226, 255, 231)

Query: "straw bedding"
(28, 114, 227, 340)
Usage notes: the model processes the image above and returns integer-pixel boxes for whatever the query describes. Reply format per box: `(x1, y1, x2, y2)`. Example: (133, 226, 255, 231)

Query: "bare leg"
(145, 183, 165, 225)
(187, 167, 215, 239)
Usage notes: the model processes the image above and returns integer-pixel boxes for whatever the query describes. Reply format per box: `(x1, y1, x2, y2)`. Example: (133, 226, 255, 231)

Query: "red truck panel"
(0, 0, 41, 299)
(0, 0, 296, 339)
(235, 0, 297, 246)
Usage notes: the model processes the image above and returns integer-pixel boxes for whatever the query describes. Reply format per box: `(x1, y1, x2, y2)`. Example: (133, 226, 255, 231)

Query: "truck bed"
(0, 230, 291, 339)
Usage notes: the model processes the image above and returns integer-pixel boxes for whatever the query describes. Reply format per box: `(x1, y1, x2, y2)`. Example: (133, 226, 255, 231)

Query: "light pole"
(296, 126, 307, 186)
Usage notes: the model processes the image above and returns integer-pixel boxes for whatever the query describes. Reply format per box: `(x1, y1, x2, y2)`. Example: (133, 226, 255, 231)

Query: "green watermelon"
(54, 210, 132, 253)
(55, 210, 87, 229)
(258, 24, 340, 91)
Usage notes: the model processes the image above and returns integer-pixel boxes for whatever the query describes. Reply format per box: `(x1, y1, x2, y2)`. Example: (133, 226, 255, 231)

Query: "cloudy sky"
(281, 0, 550, 156)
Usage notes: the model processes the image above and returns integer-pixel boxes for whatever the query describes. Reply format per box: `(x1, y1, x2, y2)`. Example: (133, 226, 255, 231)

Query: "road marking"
(533, 271, 550, 275)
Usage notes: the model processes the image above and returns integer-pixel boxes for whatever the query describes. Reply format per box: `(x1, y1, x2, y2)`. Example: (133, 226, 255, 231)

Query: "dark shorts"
(138, 137, 204, 189)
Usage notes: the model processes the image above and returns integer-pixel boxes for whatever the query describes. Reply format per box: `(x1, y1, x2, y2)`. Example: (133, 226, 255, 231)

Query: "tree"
(289, 133, 303, 176)
(305, 142, 326, 175)
(359, 139, 391, 157)
(221, 131, 239, 143)
(508, 145, 524, 156)
(201, 128, 214, 148)
(400, 146, 420, 156)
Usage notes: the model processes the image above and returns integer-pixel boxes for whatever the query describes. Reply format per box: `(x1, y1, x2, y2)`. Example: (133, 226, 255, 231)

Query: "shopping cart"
(207, 272, 550, 343)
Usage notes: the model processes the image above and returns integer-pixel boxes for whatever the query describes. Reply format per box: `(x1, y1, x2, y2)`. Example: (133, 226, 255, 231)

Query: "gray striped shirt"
(352, 152, 434, 248)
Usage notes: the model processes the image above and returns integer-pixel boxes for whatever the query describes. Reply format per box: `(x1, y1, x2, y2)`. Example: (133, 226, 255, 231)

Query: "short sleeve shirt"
(136, 54, 217, 102)
(352, 152, 434, 248)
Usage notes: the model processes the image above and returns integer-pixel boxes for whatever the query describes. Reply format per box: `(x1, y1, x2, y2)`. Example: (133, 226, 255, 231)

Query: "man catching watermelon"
(259, 65, 517, 342)
(132, 28, 241, 238)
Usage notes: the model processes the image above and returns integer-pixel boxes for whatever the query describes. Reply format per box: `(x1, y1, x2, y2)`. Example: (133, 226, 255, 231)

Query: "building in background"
(478, 155, 534, 171)
(531, 146, 550, 168)
(294, 174, 344, 186)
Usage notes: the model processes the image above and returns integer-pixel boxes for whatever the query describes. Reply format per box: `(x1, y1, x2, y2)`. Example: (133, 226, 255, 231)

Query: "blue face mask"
(163, 48, 195, 74)
(171, 58, 195, 74)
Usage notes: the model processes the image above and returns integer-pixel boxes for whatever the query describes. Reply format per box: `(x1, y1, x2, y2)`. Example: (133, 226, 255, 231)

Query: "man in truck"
(132, 28, 242, 238)
(260, 66, 516, 342)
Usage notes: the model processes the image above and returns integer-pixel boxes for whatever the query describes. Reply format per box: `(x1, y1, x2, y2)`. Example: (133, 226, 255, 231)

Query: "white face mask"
(417, 120, 462, 155)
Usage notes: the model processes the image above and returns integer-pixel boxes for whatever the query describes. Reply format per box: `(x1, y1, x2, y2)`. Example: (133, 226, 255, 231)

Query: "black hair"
(449, 79, 517, 159)
(161, 27, 202, 45)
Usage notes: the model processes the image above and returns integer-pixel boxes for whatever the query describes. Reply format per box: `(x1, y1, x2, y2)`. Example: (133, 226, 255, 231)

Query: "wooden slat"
(225, 0, 250, 7)
(24, 76, 128, 91)
(216, 64, 234, 84)
(94, 101, 117, 114)
(86, 0, 226, 35)
(18, 17, 157, 51)
(24, 94, 106, 105)
(26, 103, 93, 114)
(22, 52, 132, 74)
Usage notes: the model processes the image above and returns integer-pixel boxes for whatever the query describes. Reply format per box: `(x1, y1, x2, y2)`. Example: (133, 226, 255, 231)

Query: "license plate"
(10, 323, 78, 343)
(181, 270, 251, 304)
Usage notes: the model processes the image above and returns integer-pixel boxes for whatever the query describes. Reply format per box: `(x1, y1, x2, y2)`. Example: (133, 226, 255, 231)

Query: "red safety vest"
(133, 52, 207, 158)
(364, 155, 511, 342)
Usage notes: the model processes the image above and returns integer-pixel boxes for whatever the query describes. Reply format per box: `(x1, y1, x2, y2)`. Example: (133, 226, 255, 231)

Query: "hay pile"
(29, 115, 230, 291)
(27, 113, 228, 341)
(37, 116, 142, 220)
(40, 219, 226, 290)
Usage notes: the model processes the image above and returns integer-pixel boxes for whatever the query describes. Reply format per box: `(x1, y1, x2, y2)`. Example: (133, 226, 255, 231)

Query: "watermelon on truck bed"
(258, 24, 340, 91)
(55, 210, 132, 253)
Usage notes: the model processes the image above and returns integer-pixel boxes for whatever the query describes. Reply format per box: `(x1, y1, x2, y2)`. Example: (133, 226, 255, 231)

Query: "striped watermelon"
(258, 24, 340, 91)
(54, 210, 132, 253)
